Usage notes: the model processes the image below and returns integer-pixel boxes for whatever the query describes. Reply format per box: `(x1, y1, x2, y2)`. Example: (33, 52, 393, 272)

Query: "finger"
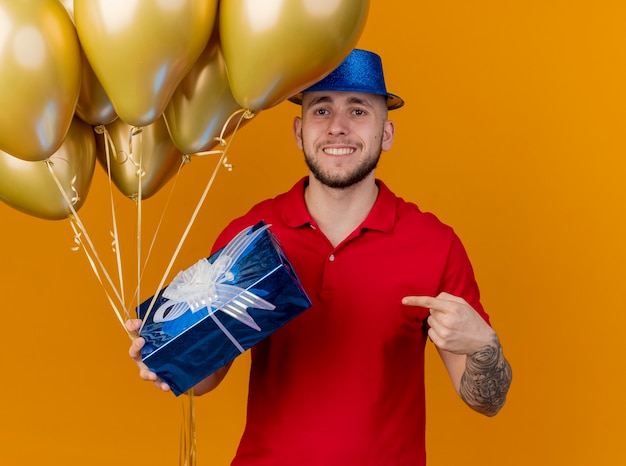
(129, 336, 146, 360)
(402, 295, 435, 308)
(427, 325, 439, 346)
(436, 292, 468, 306)
(136, 360, 167, 389)
(139, 365, 158, 382)
(404, 295, 464, 314)
(427, 324, 450, 350)
(403, 295, 450, 313)
(136, 361, 168, 389)
(125, 318, 142, 333)
(426, 313, 447, 336)
(154, 380, 172, 392)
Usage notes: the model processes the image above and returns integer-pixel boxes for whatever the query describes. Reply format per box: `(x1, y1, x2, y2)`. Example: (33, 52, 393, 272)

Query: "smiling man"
(129, 48, 512, 465)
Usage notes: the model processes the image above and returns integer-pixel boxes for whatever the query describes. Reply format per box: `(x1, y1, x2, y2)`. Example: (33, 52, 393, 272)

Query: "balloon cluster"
(0, 0, 369, 220)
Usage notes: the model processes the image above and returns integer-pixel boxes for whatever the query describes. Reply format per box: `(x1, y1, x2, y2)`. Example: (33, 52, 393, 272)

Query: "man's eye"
(353, 109, 365, 116)
(315, 108, 328, 115)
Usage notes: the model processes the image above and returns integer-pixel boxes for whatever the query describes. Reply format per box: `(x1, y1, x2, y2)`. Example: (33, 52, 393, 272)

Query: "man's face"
(293, 91, 395, 189)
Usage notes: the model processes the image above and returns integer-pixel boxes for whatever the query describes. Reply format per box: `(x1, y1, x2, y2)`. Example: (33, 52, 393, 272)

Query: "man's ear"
(293, 116, 303, 150)
(382, 119, 395, 151)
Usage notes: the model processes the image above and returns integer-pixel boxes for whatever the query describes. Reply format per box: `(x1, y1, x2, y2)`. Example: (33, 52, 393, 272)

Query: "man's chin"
(311, 172, 371, 189)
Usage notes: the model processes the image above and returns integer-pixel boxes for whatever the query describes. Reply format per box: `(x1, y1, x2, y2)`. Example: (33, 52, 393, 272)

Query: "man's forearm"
(191, 361, 232, 396)
(459, 334, 512, 416)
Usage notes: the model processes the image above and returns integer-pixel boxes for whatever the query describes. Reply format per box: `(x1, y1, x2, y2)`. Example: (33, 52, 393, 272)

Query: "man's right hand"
(126, 319, 171, 392)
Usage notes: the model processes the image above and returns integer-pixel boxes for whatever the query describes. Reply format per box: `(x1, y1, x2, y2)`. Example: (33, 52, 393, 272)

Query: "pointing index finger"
(402, 295, 457, 313)
(402, 295, 433, 307)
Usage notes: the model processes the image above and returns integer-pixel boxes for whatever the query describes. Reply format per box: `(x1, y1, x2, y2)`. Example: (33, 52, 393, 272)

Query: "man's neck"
(304, 175, 379, 247)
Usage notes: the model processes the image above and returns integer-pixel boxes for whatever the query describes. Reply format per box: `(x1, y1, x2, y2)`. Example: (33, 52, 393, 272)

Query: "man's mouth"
(323, 147, 355, 156)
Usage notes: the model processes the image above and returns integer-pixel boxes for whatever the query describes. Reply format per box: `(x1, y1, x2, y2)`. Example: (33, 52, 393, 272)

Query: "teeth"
(324, 147, 354, 155)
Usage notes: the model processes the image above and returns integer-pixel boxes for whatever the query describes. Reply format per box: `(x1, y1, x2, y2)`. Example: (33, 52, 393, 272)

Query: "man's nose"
(327, 114, 349, 135)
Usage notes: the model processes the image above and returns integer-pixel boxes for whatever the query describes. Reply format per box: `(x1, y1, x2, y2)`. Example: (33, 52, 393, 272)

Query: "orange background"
(1, 1, 625, 465)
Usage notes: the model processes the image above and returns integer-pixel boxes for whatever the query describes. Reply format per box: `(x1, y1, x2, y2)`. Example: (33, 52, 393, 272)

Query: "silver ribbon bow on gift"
(152, 224, 276, 334)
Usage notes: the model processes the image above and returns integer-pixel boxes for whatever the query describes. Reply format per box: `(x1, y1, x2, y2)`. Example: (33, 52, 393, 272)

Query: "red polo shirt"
(212, 178, 488, 466)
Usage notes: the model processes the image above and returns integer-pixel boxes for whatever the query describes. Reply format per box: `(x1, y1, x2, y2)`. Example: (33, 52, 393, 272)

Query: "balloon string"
(179, 391, 197, 466)
(45, 160, 131, 338)
(68, 218, 133, 339)
(89, 127, 192, 331)
(129, 127, 144, 320)
(69, 174, 80, 205)
(192, 108, 253, 160)
(125, 154, 190, 313)
(94, 125, 127, 312)
(139, 108, 254, 332)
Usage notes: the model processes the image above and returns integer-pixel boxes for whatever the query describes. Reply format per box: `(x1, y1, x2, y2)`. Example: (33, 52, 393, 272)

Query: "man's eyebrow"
(306, 95, 332, 107)
(346, 96, 374, 107)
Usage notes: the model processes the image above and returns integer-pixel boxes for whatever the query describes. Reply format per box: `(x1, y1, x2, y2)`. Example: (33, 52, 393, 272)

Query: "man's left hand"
(402, 292, 495, 355)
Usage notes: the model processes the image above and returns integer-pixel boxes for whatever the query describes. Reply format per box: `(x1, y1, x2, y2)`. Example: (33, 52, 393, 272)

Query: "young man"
(129, 49, 512, 465)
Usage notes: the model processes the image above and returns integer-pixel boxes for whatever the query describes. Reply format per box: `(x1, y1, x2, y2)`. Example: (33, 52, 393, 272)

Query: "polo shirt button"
(329, 254, 335, 262)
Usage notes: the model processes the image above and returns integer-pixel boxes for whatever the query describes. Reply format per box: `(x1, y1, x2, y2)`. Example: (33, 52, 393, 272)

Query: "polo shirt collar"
(281, 177, 397, 233)
(281, 178, 311, 228)
(362, 179, 397, 233)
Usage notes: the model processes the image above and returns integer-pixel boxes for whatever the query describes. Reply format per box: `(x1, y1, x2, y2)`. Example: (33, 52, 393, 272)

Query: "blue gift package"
(137, 222, 312, 396)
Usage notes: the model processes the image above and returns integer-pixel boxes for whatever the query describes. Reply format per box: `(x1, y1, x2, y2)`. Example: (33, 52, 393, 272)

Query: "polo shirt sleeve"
(441, 233, 491, 325)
